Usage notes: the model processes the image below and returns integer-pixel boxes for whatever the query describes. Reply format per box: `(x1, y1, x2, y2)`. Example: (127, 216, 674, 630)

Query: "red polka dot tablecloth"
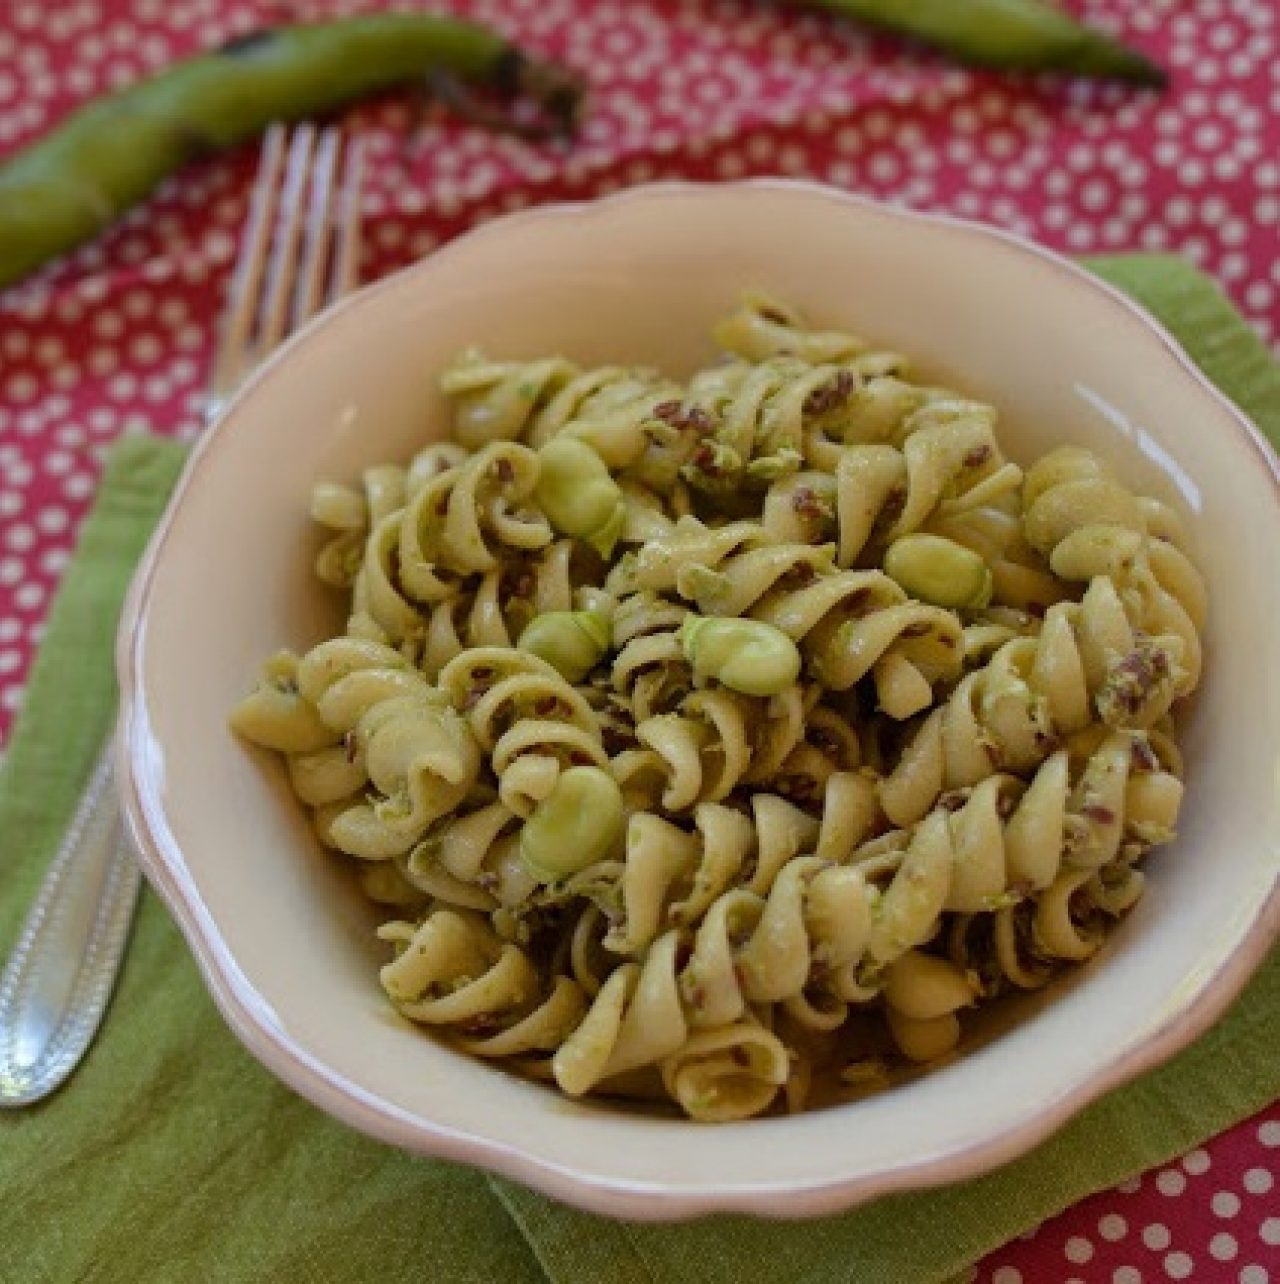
(0, 1, 1276, 1278)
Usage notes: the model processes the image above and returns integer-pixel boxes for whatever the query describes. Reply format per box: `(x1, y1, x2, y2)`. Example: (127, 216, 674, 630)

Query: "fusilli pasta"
(231, 294, 1205, 1122)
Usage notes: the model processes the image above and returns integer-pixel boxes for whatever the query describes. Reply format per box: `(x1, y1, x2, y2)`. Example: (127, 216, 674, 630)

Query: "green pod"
(0, 15, 578, 290)
(520, 767, 625, 883)
(804, 0, 1164, 84)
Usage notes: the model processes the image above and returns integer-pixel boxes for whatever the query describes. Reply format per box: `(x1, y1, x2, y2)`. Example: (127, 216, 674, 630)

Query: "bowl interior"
(122, 183, 1280, 1217)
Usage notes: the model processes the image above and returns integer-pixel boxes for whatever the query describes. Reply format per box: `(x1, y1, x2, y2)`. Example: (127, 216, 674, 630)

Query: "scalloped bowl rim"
(117, 179, 1280, 1221)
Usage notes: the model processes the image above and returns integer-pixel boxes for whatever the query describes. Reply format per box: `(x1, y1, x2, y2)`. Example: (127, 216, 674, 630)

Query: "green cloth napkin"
(2, 256, 1277, 1284)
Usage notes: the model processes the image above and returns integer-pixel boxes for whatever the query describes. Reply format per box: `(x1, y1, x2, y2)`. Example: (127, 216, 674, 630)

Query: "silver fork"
(0, 124, 365, 1107)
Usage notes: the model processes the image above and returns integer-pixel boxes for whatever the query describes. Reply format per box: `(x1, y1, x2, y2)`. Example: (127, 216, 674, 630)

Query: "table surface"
(0, 1, 1277, 1279)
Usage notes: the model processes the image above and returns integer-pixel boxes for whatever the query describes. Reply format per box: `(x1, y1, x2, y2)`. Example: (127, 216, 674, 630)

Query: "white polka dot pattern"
(0, 1, 1276, 1278)
(975, 1126, 1280, 1282)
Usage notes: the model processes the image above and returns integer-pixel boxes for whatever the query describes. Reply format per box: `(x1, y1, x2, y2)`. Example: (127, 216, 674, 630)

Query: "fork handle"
(0, 735, 141, 1107)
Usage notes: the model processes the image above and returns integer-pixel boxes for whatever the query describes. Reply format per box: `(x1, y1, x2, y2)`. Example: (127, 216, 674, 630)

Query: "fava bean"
(678, 615, 801, 697)
(534, 438, 625, 557)
(520, 766, 625, 883)
(884, 533, 992, 609)
(517, 609, 610, 683)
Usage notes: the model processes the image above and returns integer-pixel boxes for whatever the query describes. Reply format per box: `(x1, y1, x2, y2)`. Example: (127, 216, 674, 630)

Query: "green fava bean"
(803, 0, 1164, 84)
(884, 534, 993, 609)
(0, 16, 583, 291)
(678, 615, 801, 697)
(517, 609, 610, 683)
(520, 767, 625, 883)
(534, 438, 625, 557)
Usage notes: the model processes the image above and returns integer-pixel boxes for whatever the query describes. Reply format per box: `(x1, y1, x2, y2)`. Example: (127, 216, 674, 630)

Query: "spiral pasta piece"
(1022, 446, 1205, 691)
(230, 650, 341, 754)
(878, 575, 1189, 827)
(529, 369, 693, 491)
(435, 648, 610, 834)
(608, 590, 693, 722)
(880, 951, 976, 1063)
(311, 462, 408, 588)
(379, 909, 588, 1058)
(678, 357, 839, 491)
(398, 439, 552, 585)
(596, 775, 879, 959)
(328, 692, 482, 860)
(415, 538, 579, 679)
(748, 562, 964, 716)
(237, 641, 484, 861)
(616, 687, 757, 813)
(937, 728, 1184, 991)
(818, 413, 1021, 565)
(659, 1023, 792, 1123)
(712, 291, 872, 365)
(394, 795, 550, 916)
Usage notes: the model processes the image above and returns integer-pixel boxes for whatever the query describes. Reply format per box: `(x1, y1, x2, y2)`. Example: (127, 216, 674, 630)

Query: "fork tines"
(210, 123, 365, 401)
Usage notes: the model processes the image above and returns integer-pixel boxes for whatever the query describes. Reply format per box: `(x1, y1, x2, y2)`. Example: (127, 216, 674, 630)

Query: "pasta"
(231, 294, 1206, 1122)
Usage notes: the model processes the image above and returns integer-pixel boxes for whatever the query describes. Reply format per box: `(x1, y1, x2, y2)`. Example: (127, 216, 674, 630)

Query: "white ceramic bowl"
(117, 182, 1280, 1220)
